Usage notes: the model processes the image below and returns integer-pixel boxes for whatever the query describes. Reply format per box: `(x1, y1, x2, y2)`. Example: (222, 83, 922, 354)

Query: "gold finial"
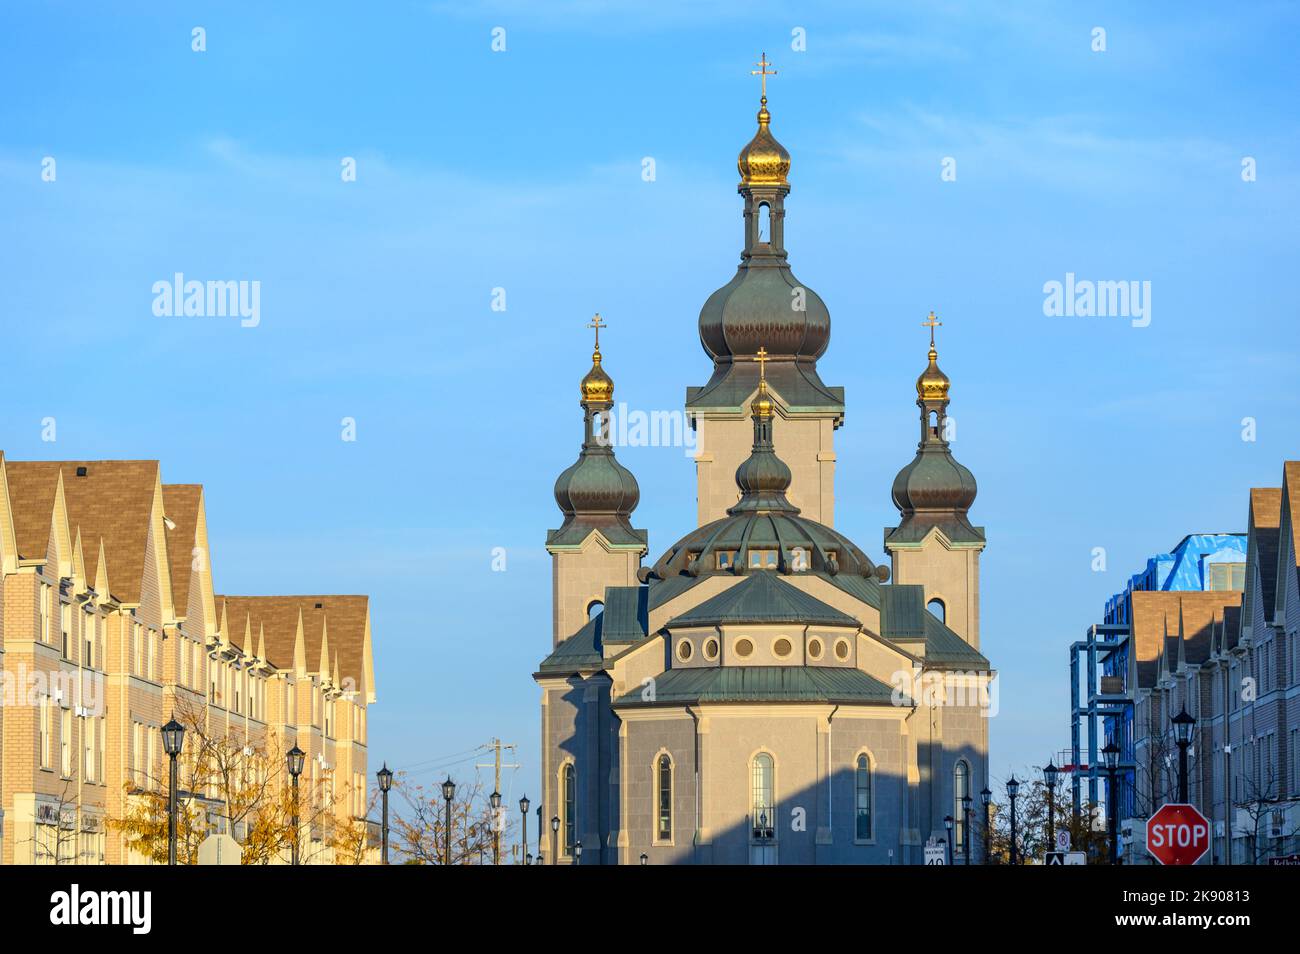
(916, 312, 950, 403)
(922, 310, 942, 351)
(580, 314, 614, 404)
(588, 312, 606, 352)
(751, 52, 777, 106)
(738, 53, 790, 187)
(751, 345, 775, 418)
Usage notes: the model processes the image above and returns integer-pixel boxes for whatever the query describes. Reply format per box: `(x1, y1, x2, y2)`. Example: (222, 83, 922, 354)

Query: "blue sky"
(2, 1, 1298, 803)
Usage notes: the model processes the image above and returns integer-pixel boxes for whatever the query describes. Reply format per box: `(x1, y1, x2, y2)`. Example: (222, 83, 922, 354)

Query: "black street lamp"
(160, 717, 185, 866)
(376, 763, 393, 864)
(441, 777, 456, 866)
(1043, 759, 1060, 848)
(979, 786, 992, 865)
(286, 744, 305, 866)
(1006, 775, 1021, 865)
(550, 814, 560, 866)
(1102, 742, 1120, 865)
(640, 852, 648, 865)
(943, 815, 954, 866)
(575, 840, 583, 864)
(518, 795, 530, 866)
(489, 790, 502, 866)
(1172, 706, 1195, 804)
(960, 794, 973, 865)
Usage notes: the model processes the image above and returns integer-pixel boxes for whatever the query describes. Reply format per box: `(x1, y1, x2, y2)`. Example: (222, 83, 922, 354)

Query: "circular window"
(677, 640, 694, 662)
(735, 638, 754, 658)
(704, 638, 719, 660)
(808, 638, 823, 660)
(834, 639, 850, 660)
(773, 637, 792, 658)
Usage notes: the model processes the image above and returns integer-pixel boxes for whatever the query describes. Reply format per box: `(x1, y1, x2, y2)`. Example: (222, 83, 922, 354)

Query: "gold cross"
(755, 345, 769, 383)
(751, 52, 777, 102)
(587, 313, 606, 349)
(922, 310, 942, 347)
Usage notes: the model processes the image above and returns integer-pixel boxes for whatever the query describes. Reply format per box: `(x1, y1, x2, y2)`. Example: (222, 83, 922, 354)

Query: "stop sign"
(1146, 803, 1210, 865)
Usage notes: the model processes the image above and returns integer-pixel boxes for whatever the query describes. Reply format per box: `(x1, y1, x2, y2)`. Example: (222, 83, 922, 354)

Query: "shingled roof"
(1131, 591, 1242, 688)
(1248, 487, 1282, 625)
(162, 484, 203, 617)
(7, 460, 162, 605)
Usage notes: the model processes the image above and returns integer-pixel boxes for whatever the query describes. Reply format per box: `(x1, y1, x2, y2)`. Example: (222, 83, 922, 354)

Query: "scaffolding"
(1068, 623, 1133, 820)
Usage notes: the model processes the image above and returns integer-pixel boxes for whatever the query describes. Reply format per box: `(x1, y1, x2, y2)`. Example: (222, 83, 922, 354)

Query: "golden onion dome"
(916, 344, 950, 403)
(581, 348, 614, 404)
(738, 100, 791, 188)
(751, 378, 775, 418)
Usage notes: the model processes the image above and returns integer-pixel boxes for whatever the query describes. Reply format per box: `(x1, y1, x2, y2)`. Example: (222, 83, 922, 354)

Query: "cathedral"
(535, 69, 993, 865)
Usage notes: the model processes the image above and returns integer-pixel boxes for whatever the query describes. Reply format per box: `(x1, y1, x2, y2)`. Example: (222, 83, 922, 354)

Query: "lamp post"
(160, 718, 185, 866)
(441, 777, 456, 866)
(518, 795, 530, 867)
(640, 852, 648, 865)
(1172, 706, 1195, 804)
(979, 786, 992, 865)
(960, 794, 972, 865)
(1102, 742, 1120, 865)
(1043, 760, 1060, 849)
(575, 840, 583, 865)
(1006, 775, 1021, 865)
(376, 763, 393, 865)
(943, 815, 954, 866)
(286, 744, 305, 866)
(550, 814, 560, 866)
(489, 790, 502, 865)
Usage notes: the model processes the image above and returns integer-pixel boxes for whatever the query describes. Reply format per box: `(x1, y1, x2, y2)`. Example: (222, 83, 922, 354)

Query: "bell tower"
(687, 55, 844, 528)
(883, 314, 985, 648)
(546, 316, 648, 646)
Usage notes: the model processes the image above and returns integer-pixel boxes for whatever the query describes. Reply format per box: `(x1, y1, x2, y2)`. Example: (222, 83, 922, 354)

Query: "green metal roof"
(614, 665, 899, 707)
(879, 583, 988, 669)
(665, 572, 861, 629)
(538, 615, 605, 673)
(601, 585, 648, 643)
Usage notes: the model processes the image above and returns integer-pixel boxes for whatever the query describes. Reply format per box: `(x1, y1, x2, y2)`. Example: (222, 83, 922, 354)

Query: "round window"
(808, 638, 823, 660)
(834, 638, 850, 660)
(735, 638, 754, 658)
(773, 637, 792, 658)
(677, 640, 694, 662)
(704, 638, 720, 660)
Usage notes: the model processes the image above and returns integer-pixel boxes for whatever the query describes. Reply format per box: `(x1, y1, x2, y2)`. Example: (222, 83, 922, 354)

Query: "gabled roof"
(162, 484, 203, 616)
(8, 460, 162, 605)
(1248, 487, 1282, 624)
(1131, 591, 1241, 687)
(614, 665, 897, 707)
(665, 571, 860, 629)
(218, 595, 372, 699)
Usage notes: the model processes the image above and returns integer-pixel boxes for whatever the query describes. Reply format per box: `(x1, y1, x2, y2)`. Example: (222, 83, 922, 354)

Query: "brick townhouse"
(0, 453, 377, 864)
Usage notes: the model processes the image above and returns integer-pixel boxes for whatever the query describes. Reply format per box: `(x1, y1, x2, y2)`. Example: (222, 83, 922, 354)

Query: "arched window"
(586, 600, 604, 620)
(953, 760, 970, 855)
(562, 763, 577, 853)
(855, 754, 872, 840)
(757, 202, 771, 243)
(927, 598, 946, 623)
(656, 755, 673, 842)
(751, 753, 774, 838)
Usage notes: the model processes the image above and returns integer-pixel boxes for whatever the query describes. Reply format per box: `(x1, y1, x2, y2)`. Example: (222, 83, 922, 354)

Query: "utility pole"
(476, 738, 519, 865)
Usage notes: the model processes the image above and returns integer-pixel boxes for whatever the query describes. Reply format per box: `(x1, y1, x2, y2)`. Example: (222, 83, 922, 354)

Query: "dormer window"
(748, 549, 778, 570)
(716, 550, 737, 570)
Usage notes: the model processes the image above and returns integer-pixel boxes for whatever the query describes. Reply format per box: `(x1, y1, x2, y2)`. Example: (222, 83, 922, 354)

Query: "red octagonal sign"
(1146, 803, 1211, 865)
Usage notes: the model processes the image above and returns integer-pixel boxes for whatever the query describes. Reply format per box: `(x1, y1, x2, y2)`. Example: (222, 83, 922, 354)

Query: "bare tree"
(391, 775, 514, 865)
